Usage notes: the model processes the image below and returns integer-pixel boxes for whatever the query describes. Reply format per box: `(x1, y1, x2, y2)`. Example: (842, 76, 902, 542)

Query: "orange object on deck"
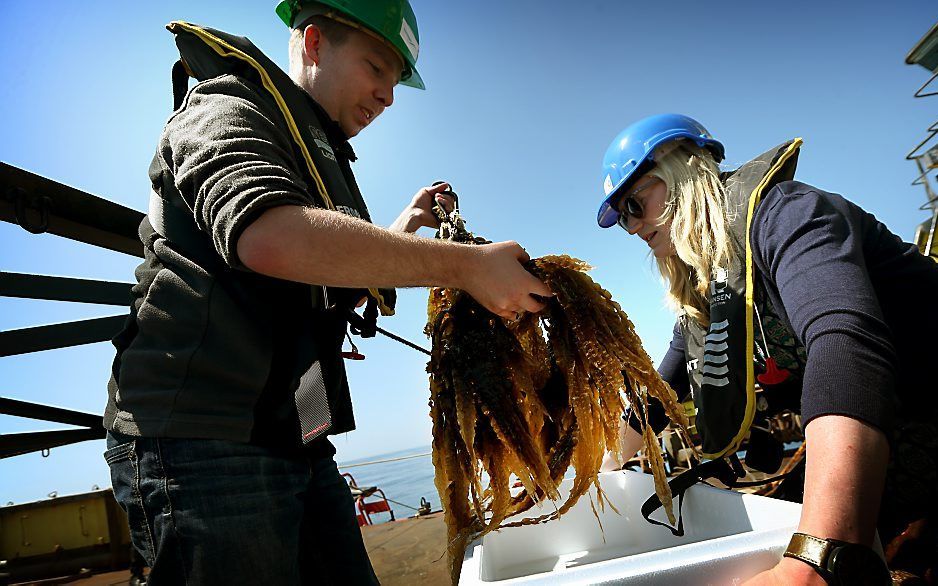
(342, 472, 396, 526)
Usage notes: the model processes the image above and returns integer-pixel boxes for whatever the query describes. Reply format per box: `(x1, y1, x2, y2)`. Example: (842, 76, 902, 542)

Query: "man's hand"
(389, 182, 457, 233)
(238, 198, 549, 318)
(458, 241, 553, 320)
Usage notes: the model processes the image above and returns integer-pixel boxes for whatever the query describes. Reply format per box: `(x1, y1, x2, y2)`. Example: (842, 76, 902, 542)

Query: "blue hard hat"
(597, 114, 725, 228)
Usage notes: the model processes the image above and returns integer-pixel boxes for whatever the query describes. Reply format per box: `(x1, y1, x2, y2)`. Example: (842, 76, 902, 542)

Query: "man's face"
(305, 24, 403, 137)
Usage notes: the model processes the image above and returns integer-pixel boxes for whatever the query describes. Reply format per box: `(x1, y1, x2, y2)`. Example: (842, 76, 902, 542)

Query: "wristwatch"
(783, 532, 891, 585)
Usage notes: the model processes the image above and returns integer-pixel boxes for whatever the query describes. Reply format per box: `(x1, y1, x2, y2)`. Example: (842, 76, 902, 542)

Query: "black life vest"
(680, 139, 806, 459)
(153, 21, 394, 316)
(148, 21, 396, 443)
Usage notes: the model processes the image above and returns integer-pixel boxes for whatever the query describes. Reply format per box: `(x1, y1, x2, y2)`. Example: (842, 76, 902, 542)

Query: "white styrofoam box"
(459, 470, 802, 585)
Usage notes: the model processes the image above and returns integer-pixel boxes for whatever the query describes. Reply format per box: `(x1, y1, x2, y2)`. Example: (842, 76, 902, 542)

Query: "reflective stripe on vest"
(681, 139, 803, 458)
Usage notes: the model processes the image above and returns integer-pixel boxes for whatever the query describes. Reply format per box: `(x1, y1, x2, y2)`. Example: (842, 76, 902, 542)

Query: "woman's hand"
(742, 415, 889, 585)
(741, 557, 826, 585)
(389, 182, 456, 233)
(600, 419, 646, 472)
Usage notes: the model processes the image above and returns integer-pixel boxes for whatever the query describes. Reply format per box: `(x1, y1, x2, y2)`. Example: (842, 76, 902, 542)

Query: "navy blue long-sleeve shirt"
(646, 180, 938, 437)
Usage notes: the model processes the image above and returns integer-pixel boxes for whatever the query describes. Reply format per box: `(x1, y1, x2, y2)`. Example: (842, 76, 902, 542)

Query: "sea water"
(336, 442, 807, 526)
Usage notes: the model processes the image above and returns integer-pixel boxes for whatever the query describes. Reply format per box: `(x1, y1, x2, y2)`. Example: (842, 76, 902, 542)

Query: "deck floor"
(25, 512, 450, 586)
(361, 512, 450, 585)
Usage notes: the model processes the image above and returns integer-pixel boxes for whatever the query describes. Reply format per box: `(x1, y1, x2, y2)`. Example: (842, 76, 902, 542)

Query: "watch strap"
(784, 532, 834, 567)
(784, 532, 891, 586)
(784, 532, 842, 583)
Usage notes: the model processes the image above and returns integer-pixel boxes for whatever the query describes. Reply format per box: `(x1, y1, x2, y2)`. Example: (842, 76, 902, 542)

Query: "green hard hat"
(276, 0, 425, 90)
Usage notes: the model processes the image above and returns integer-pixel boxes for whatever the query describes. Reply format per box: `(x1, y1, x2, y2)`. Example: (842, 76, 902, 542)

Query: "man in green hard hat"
(102, 1, 552, 583)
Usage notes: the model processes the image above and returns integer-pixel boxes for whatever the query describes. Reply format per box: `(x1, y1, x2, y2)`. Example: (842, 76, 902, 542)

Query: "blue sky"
(1, 1, 935, 504)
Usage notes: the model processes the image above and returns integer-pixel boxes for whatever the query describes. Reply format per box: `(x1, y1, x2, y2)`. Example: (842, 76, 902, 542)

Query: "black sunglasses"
(614, 177, 659, 229)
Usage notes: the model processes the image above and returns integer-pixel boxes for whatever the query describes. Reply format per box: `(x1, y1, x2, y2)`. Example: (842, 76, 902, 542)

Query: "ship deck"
(34, 512, 450, 586)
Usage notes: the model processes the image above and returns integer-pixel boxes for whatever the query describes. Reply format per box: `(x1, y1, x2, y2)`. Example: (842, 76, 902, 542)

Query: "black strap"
(641, 456, 743, 536)
(345, 301, 378, 339)
(359, 297, 378, 338)
(640, 453, 800, 536)
(172, 60, 190, 110)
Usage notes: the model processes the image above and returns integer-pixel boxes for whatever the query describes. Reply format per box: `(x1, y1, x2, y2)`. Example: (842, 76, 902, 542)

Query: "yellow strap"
(168, 21, 393, 316)
(701, 137, 803, 460)
(371, 290, 394, 316)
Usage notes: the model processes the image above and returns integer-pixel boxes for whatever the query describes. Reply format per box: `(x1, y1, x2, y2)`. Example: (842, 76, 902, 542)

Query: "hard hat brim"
(596, 130, 724, 228)
(277, 0, 426, 90)
(400, 66, 424, 90)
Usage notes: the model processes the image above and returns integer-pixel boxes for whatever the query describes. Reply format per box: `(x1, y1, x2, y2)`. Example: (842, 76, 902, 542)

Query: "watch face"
(829, 544, 891, 586)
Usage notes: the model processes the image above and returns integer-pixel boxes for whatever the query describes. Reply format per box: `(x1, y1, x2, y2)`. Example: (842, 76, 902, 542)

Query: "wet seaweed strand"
(426, 195, 690, 585)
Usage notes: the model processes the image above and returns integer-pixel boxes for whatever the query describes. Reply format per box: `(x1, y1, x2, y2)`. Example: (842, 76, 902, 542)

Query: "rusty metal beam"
(0, 271, 133, 306)
(0, 427, 105, 459)
(0, 315, 126, 357)
(0, 397, 102, 429)
(0, 162, 144, 257)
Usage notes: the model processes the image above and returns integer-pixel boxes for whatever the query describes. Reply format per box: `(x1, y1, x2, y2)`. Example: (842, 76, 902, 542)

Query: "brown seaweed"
(426, 199, 690, 584)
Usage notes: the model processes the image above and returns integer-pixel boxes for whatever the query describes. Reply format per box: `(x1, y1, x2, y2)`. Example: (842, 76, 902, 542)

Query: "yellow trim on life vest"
(364, 288, 392, 316)
(702, 137, 803, 460)
(168, 22, 334, 209)
(167, 21, 393, 316)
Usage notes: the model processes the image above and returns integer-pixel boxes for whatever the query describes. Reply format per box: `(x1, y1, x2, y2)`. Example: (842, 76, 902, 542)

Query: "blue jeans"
(104, 431, 379, 585)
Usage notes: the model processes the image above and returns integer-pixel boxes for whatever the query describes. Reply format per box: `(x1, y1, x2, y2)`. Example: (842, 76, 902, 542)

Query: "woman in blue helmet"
(597, 114, 937, 584)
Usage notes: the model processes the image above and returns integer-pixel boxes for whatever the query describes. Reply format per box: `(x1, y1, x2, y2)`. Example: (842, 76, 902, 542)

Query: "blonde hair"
(648, 142, 735, 325)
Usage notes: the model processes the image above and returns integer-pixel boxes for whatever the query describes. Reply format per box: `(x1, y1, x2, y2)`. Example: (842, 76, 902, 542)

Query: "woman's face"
(617, 173, 675, 258)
